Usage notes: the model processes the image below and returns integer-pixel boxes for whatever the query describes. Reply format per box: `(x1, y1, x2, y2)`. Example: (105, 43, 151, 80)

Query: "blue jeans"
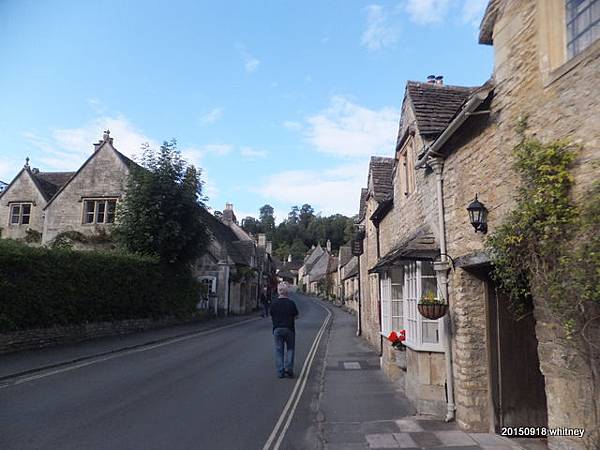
(273, 328, 295, 376)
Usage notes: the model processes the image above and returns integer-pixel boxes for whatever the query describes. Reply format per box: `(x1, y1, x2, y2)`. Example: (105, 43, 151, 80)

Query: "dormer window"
(9, 203, 31, 225)
(83, 199, 117, 224)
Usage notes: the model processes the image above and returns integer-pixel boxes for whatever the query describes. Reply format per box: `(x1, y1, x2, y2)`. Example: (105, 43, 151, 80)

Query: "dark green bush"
(0, 240, 201, 332)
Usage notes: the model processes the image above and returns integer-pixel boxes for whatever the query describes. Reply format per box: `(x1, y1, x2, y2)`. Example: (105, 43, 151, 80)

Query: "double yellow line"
(262, 300, 332, 450)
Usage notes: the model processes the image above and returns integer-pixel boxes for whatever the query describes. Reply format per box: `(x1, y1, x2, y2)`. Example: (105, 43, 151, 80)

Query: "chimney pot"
(326, 239, 332, 253)
(32, 167, 40, 174)
(435, 75, 444, 85)
(225, 203, 233, 211)
(427, 75, 436, 84)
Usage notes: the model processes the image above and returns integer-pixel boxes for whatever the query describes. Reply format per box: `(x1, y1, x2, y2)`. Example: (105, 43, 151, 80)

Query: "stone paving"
(324, 416, 525, 449)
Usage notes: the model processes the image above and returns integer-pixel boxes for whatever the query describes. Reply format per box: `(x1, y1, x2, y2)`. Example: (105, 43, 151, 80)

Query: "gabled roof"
(338, 245, 352, 267)
(357, 188, 368, 222)
(405, 81, 475, 136)
(368, 157, 395, 202)
(327, 256, 339, 274)
(43, 135, 141, 210)
(283, 260, 303, 271)
(303, 244, 325, 272)
(342, 257, 359, 280)
(307, 250, 330, 281)
(199, 207, 252, 266)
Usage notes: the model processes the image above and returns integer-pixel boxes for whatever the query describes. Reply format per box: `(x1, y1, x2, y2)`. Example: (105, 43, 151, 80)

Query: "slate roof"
(405, 81, 475, 137)
(369, 157, 395, 202)
(357, 188, 368, 222)
(338, 245, 352, 268)
(31, 171, 75, 201)
(199, 207, 252, 266)
(307, 251, 330, 282)
(369, 227, 439, 273)
(342, 257, 359, 280)
(283, 260, 303, 271)
(303, 244, 325, 272)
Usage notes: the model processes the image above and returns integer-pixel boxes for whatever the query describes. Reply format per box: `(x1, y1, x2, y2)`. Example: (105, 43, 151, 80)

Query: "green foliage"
(229, 266, 257, 283)
(114, 139, 210, 266)
(24, 228, 42, 244)
(419, 290, 442, 305)
(487, 132, 599, 329)
(242, 203, 354, 261)
(49, 230, 113, 250)
(0, 240, 201, 332)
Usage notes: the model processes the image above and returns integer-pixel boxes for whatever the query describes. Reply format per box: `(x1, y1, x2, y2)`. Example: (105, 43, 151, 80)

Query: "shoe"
(285, 370, 294, 378)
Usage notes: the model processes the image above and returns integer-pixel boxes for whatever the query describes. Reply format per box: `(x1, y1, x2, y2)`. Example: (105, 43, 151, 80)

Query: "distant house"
(1, 131, 272, 317)
(0, 180, 7, 193)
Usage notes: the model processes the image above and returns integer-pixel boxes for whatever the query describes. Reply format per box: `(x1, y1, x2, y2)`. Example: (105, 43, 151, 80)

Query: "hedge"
(0, 240, 201, 332)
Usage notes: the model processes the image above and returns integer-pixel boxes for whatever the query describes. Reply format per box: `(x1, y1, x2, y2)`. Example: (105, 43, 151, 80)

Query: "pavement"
(308, 298, 532, 450)
(0, 299, 544, 450)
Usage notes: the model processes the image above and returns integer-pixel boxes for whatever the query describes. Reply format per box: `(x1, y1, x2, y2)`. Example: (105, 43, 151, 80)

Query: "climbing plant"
(486, 122, 600, 336)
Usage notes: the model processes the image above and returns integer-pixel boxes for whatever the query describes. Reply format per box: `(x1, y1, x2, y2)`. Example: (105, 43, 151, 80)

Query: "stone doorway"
(486, 280, 548, 432)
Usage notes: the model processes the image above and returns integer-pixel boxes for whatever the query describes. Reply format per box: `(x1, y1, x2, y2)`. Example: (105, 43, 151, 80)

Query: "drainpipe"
(356, 255, 362, 336)
(224, 265, 230, 317)
(429, 157, 456, 422)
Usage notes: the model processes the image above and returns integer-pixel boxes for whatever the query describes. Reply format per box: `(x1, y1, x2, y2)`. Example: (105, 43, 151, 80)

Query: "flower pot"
(417, 303, 448, 320)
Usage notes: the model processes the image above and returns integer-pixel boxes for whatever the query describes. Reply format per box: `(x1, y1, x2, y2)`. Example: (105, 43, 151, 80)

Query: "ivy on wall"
(486, 122, 599, 337)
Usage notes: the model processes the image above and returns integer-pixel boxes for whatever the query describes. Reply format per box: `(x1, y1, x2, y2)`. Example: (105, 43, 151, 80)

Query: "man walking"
(270, 282, 299, 378)
(260, 287, 270, 318)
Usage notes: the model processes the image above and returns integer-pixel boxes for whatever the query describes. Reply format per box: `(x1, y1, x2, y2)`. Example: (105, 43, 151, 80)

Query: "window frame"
(82, 198, 118, 225)
(8, 202, 33, 226)
(381, 261, 444, 353)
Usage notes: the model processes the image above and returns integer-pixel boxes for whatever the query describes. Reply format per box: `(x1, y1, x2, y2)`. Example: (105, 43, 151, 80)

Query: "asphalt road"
(0, 294, 329, 450)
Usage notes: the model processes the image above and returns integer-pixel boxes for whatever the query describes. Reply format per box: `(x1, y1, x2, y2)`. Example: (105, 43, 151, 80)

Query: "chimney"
(288, 254, 292, 263)
(222, 203, 237, 224)
(257, 233, 267, 248)
(326, 239, 332, 253)
(32, 168, 40, 174)
(435, 75, 444, 85)
(427, 75, 436, 84)
(266, 241, 273, 256)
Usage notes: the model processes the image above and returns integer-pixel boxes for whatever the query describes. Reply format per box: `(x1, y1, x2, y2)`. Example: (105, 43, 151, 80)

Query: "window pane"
(84, 201, 95, 223)
(22, 204, 31, 214)
(10, 205, 20, 224)
(391, 284, 403, 299)
(106, 200, 116, 223)
(421, 277, 437, 297)
(421, 261, 434, 277)
(422, 321, 439, 343)
(392, 316, 402, 331)
(96, 202, 106, 223)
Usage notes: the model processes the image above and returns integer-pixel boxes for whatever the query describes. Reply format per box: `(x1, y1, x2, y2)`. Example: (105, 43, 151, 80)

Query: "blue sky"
(0, 0, 493, 222)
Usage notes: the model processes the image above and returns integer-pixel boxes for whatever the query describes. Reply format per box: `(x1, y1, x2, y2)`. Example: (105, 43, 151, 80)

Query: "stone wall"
(0, 316, 199, 355)
(42, 143, 129, 244)
(0, 170, 46, 240)
(437, 0, 600, 447)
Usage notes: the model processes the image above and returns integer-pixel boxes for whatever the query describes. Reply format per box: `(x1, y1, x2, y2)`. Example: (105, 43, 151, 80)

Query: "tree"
(241, 216, 261, 235)
(287, 206, 300, 225)
(259, 204, 276, 239)
(115, 139, 210, 266)
(299, 204, 315, 228)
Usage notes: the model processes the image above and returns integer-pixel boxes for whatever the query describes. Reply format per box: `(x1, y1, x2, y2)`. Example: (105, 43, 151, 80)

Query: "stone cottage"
(356, 156, 395, 349)
(356, 1, 600, 449)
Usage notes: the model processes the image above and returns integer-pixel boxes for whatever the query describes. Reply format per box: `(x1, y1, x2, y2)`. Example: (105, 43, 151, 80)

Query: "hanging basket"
(417, 303, 448, 320)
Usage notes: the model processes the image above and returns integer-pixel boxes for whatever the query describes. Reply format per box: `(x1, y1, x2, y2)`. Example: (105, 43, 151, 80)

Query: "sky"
(0, 0, 493, 223)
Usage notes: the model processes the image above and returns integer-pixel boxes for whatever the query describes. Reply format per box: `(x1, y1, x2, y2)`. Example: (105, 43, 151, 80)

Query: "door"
(487, 281, 548, 431)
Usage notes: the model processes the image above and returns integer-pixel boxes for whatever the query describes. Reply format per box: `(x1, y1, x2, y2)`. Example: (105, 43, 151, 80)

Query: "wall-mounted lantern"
(467, 194, 488, 233)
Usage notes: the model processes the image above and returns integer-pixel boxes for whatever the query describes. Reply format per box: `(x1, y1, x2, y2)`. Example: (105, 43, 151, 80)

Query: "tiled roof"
(32, 171, 75, 201)
(369, 156, 395, 202)
(406, 81, 474, 136)
(342, 257, 359, 280)
(358, 188, 368, 221)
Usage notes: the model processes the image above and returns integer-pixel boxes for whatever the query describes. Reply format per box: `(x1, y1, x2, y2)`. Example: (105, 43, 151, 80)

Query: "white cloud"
(283, 120, 302, 131)
(461, 0, 487, 27)
(305, 96, 399, 158)
(199, 107, 224, 125)
(405, 0, 451, 25)
(257, 161, 368, 217)
(240, 147, 268, 160)
(201, 143, 233, 156)
(361, 4, 401, 50)
(23, 115, 157, 171)
(237, 44, 260, 73)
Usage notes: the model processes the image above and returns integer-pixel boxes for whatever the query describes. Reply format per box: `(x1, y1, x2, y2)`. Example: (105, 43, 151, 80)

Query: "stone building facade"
(354, 1, 600, 449)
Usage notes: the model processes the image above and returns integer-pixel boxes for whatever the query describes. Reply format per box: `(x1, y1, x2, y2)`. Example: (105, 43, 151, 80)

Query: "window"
(83, 199, 117, 224)
(9, 203, 32, 225)
(381, 268, 404, 337)
(566, 0, 600, 58)
(396, 138, 415, 197)
(381, 261, 443, 352)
